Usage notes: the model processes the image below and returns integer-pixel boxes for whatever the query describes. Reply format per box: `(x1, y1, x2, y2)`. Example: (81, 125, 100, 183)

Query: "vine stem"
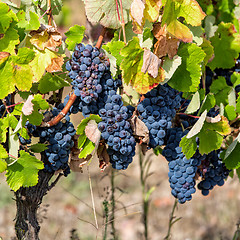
(164, 199, 181, 240)
(47, 0, 52, 26)
(176, 113, 200, 119)
(119, 0, 126, 43)
(42, 27, 107, 127)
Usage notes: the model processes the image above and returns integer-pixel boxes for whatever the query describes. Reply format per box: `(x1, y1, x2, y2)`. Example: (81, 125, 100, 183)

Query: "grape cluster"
(38, 108, 76, 176)
(137, 84, 181, 148)
(66, 43, 109, 105)
(162, 128, 203, 203)
(98, 85, 136, 170)
(64, 71, 122, 117)
(197, 150, 230, 196)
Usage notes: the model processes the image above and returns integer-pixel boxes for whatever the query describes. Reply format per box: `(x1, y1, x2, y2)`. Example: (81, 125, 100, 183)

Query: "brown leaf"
(0, 52, 10, 64)
(141, 49, 162, 78)
(30, 24, 62, 51)
(97, 142, 110, 171)
(130, 115, 149, 144)
(153, 23, 179, 59)
(85, 120, 101, 144)
(46, 56, 64, 72)
(22, 95, 34, 116)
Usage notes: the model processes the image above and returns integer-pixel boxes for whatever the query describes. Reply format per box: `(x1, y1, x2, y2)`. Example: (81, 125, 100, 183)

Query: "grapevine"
(0, 0, 240, 239)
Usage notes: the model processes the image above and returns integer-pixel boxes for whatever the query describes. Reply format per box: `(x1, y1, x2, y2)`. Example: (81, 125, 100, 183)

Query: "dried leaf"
(85, 120, 101, 144)
(206, 114, 221, 123)
(141, 49, 161, 78)
(130, 115, 149, 143)
(153, 23, 179, 59)
(46, 56, 64, 72)
(22, 95, 34, 116)
(30, 24, 62, 51)
(130, 0, 145, 26)
(97, 143, 110, 171)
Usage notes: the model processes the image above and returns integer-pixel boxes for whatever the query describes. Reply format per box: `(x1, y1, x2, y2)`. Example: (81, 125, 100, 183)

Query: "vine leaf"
(77, 115, 102, 159)
(208, 22, 240, 70)
(5, 150, 44, 191)
(153, 23, 180, 59)
(200, 38, 214, 66)
(210, 76, 232, 106)
(83, 0, 131, 29)
(168, 43, 206, 92)
(120, 37, 165, 94)
(0, 144, 8, 173)
(161, 0, 206, 42)
(0, 2, 18, 33)
(38, 72, 69, 94)
(16, 10, 40, 31)
(65, 25, 86, 51)
(130, 0, 161, 32)
(141, 49, 161, 78)
(223, 134, 240, 170)
(23, 94, 49, 126)
(162, 55, 182, 82)
(185, 91, 200, 114)
(29, 143, 48, 153)
(181, 115, 231, 158)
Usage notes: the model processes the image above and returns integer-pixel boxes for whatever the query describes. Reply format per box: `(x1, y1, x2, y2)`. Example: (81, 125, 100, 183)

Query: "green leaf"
(78, 139, 95, 158)
(0, 59, 15, 98)
(83, 0, 131, 29)
(179, 136, 197, 159)
(200, 38, 214, 66)
(65, 25, 85, 51)
(198, 128, 223, 155)
(168, 43, 206, 92)
(103, 40, 125, 67)
(185, 91, 200, 114)
(38, 72, 69, 93)
(78, 134, 87, 149)
(0, 144, 8, 173)
(224, 105, 236, 121)
(77, 115, 102, 135)
(210, 76, 231, 105)
(9, 127, 19, 159)
(223, 134, 240, 170)
(120, 37, 165, 94)
(29, 143, 48, 153)
(208, 22, 240, 70)
(198, 93, 216, 114)
(186, 110, 207, 139)
(0, 2, 18, 33)
(25, 94, 49, 125)
(29, 48, 59, 82)
(6, 150, 44, 191)
(231, 72, 240, 87)
(16, 10, 40, 31)
(189, 25, 204, 45)
(204, 15, 218, 39)
(0, 24, 19, 54)
(12, 47, 35, 64)
(236, 95, 240, 113)
(161, 0, 206, 42)
(162, 56, 182, 82)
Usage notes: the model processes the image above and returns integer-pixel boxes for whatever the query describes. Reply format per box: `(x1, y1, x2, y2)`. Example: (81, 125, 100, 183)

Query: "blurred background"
(1, 0, 240, 239)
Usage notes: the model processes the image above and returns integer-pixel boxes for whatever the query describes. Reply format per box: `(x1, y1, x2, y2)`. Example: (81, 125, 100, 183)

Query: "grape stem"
(177, 113, 200, 119)
(42, 28, 107, 127)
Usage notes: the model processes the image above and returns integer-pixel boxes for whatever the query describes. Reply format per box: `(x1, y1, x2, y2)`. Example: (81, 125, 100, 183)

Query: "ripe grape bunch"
(0, 95, 11, 118)
(162, 128, 203, 204)
(98, 87, 136, 170)
(38, 108, 76, 176)
(197, 150, 230, 196)
(66, 43, 109, 106)
(137, 84, 182, 148)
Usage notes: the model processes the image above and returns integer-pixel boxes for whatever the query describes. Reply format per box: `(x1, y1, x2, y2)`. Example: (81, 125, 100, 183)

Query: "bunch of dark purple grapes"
(66, 43, 109, 105)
